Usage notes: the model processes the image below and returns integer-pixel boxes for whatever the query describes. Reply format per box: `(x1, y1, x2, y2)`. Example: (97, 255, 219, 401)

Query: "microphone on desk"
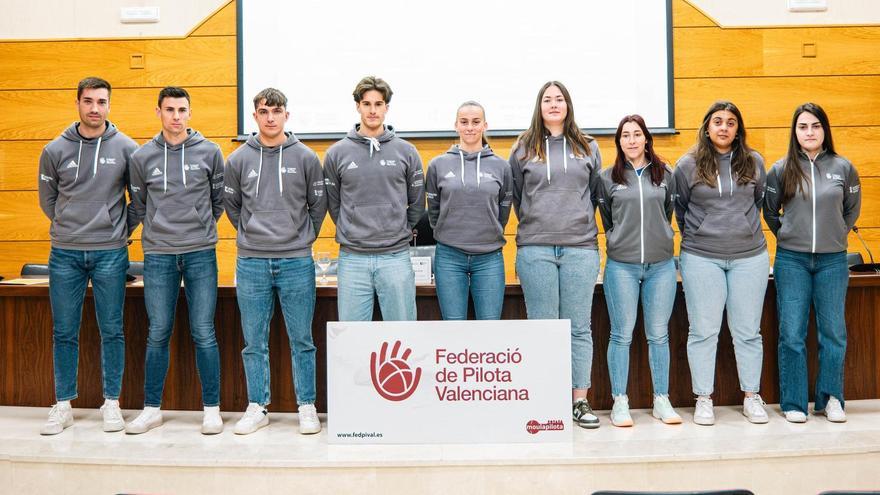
(849, 226, 880, 273)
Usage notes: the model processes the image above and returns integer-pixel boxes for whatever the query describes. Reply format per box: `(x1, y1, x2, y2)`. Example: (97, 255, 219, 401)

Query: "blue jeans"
(603, 258, 677, 397)
(680, 250, 769, 396)
(434, 243, 505, 320)
(774, 247, 848, 414)
(516, 246, 600, 390)
(143, 249, 220, 407)
(337, 249, 416, 321)
(236, 256, 316, 406)
(49, 246, 128, 402)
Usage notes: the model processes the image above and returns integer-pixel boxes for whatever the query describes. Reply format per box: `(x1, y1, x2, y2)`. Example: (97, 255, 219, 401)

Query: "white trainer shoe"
(234, 403, 269, 435)
(610, 395, 633, 427)
(693, 396, 715, 426)
(743, 394, 769, 424)
(101, 399, 125, 432)
(784, 410, 807, 423)
(823, 396, 847, 423)
(652, 395, 682, 424)
(125, 407, 163, 434)
(41, 402, 74, 435)
(298, 404, 322, 435)
(201, 406, 224, 435)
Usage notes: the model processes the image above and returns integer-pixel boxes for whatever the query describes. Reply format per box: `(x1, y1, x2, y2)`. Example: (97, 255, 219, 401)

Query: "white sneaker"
(298, 404, 322, 435)
(41, 402, 73, 435)
(743, 394, 769, 424)
(693, 396, 715, 426)
(652, 395, 682, 424)
(125, 407, 163, 434)
(823, 396, 846, 423)
(201, 406, 224, 435)
(610, 395, 633, 427)
(784, 410, 807, 423)
(101, 399, 125, 432)
(234, 403, 269, 435)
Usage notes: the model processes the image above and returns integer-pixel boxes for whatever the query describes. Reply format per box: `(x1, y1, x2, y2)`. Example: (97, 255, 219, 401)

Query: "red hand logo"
(370, 340, 422, 401)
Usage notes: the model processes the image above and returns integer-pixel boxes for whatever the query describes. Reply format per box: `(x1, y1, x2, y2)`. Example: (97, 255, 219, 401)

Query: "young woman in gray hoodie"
(597, 115, 681, 427)
(764, 103, 861, 424)
(426, 101, 513, 320)
(673, 101, 769, 426)
(510, 81, 602, 429)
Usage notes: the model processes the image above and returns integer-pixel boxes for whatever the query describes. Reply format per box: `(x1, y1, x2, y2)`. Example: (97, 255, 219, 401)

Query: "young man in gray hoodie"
(124, 87, 225, 435)
(224, 88, 327, 435)
(324, 76, 425, 321)
(37, 77, 138, 435)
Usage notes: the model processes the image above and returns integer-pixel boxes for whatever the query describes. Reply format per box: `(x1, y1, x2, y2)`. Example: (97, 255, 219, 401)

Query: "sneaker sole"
(693, 417, 715, 426)
(40, 419, 73, 436)
(824, 414, 847, 423)
(743, 414, 769, 424)
(201, 425, 224, 435)
(574, 421, 600, 429)
(103, 421, 125, 432)
(125, 419, 162, 435)
(234, 420, 269, 435)
(652, 411, 682, 424)
(611, 418, 633, 427)
(299, 426, 322, 435)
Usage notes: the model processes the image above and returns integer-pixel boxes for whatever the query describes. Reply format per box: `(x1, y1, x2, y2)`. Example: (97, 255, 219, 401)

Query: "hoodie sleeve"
(588, 141, 603, 211)
(223, 156, 243, 230)
(509, 145, 524, 220)
(763, 163, 783, 236)
(127, 151, 147, 234)
(673, 157, 692, 234)
(210, 145, 225, 221)
(596, 173, 613, 232)
(37, 146, 59, 221)
(664, 166, 675, 223)
(843, 160, 862, 230)
(425, 160, 440, 228)
(306, 151, 327, 237)
(324, 149, 341, 225)
(406, 147, 426, 229)
(498, 161, 514, 229)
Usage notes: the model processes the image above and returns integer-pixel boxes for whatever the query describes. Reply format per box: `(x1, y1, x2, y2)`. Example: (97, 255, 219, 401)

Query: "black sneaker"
(573, 399, 600, 429)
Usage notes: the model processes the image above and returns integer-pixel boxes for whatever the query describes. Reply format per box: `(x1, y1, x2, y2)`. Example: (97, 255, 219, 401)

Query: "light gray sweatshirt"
(509, 135, 602, 248)
(324, 125, 426, 254)
(764, 151, 861, 253)
(426, 145, 513, 254)
(597, 163, 676, 264)
(223, 133, 327, 258)
(38, 121, 138, 250)
(673, 150, 766, 260)
(128, 129, 224, 254)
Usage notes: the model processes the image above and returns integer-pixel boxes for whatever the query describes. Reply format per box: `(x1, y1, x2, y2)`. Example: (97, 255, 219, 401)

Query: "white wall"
(1, 0, 228, 40)
(688, 0, 880, 27)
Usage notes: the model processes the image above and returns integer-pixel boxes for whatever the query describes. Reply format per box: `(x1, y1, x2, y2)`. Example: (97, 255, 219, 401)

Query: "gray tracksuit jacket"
(597, 163, 676, 264)
(673, 150, 767, 260)
(324, 125, 425, 254)
(426, 145, 513, 254)
(127, 130, 224, 254)
(38, 121, 138, 250)
(764, 151, 861, 253)
(509, 135, 602, 248)
(223, 133, 327, 258)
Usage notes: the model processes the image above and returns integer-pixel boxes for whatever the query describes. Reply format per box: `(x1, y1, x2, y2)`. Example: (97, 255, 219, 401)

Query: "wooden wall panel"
(673, 0, 717, 28)
(190, 1, 236, 37)
(0, 37, 236, 90)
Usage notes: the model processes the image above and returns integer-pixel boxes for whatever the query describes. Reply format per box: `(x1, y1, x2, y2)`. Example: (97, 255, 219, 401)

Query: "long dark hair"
(691, 100, 756, 187)
(514, 81, 593, 162)
(781, 102, 837, 204)
(612, 114, 666, 186)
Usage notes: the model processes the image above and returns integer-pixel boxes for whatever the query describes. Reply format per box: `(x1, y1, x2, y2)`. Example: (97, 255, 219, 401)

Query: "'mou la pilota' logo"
(370, 340, 422, 401)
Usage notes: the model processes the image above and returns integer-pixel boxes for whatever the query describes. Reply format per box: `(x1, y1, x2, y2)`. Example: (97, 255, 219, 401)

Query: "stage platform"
(2, 401, 879, 494)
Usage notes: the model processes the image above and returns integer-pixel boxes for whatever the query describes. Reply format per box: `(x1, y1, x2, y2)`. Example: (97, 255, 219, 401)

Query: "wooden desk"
(1, 275, 878, 412)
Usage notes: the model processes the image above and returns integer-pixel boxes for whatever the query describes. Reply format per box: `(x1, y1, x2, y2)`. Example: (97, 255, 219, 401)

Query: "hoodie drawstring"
(181, 143, 187, 189)
(92, 136, 102, 178)
(73, 141, 83, 184)
(544, 137, 568, 183)
(163, 142, 168, 193)
(367, 137, 381, 158)
(255, 147, 264, 198)
(458, 151, 483, 187)
(278, 145, 284, 195)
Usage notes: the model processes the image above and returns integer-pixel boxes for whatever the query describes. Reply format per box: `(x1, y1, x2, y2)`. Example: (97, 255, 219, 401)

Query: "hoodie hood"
(345, 124, 396, 158)
(241, 132, 302, 197)
(151, 128, 206, 149)
(60, 120, 122, 184)
(446, 144, 495, 187)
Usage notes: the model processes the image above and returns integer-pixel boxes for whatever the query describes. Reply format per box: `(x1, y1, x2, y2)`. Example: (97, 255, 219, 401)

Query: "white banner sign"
(327, 319, 572, 444)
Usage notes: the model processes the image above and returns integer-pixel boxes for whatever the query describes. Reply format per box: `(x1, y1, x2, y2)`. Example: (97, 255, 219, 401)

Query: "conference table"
(1, 274, 878, 413)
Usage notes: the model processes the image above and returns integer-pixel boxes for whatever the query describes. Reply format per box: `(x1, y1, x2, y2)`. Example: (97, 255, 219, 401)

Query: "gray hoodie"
(509, 135, 602, 248)
(597, 163, 676, 264)
(426, 145, 513, 254)
(38, 121, 138, 250)
(673, 150, 766, 260)
(764, 151, 861, 253)
(223, 133, 327, 258)
(127, 130, 224, 254)
(324, 125, 426, 254)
